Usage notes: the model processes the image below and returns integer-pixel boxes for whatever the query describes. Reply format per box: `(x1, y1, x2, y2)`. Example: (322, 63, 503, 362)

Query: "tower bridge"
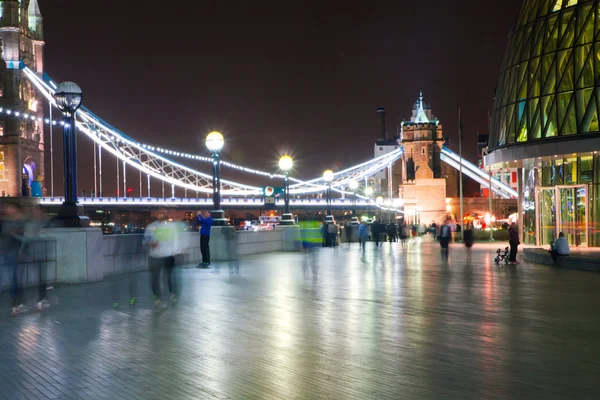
(0, 1, 515, 221)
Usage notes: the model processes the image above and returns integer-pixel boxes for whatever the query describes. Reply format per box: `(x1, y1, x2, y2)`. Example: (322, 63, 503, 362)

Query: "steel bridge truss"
(23, 67, 400, 197)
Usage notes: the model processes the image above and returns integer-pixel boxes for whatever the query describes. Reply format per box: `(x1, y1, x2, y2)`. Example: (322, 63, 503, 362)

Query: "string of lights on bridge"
(0, 103, 388, 193)
(0, 104, 298, 181)
(0, 106, 70, 127)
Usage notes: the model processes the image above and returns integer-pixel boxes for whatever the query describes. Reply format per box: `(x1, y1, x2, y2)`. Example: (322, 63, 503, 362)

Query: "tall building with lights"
(0, 0, 44, 196)
(374, 93, 458, 224)
(486, 0, 600, 247)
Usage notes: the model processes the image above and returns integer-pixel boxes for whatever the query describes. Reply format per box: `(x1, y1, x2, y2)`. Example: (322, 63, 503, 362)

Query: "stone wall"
(401, 178, 447, 225)
(24, 227, 295, 285)
(237, 230, 283, 257)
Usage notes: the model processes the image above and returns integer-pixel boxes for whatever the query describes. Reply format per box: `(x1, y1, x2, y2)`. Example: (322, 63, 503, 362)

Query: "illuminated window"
(0, 152, 5, 182)
(0, 122, 3, 136)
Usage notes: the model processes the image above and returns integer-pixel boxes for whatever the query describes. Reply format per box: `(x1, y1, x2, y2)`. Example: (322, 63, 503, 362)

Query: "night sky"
(38, 0, 524, 196)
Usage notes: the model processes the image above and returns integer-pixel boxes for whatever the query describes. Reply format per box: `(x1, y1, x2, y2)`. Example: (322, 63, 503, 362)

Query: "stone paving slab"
(1, 239, 600, 399)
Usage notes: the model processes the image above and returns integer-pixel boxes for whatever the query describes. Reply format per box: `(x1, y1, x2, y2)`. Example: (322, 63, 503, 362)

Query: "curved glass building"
(487, 0, 600, 247)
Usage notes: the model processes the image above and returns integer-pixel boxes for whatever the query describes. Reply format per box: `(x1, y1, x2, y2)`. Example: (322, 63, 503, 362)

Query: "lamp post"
(349, 180, 358, 216)
(376, 196, 384, 221)
(279, 155, 294, 225)
(206, 131, 227, 225)
(323, 169, 334, 218)
(54, 82, 90, 227)
(365, 186, 373, 218)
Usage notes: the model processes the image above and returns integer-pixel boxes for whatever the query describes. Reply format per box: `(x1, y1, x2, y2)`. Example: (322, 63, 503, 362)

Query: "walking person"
(387, 223, 396, 243)
(508, 222, 520, 264)
(327, 221, 338, 247)
(20, 208, 50, 311)
(1, 204, 26, 316)
(196, 211, 213, 267)
(463, 223, 474, 262)
(372, 220, 382, 247)
(358, 221, 369, 253)
(401, 223, 409, 245)
(344, 220, 352, 246)
(438, 217, 452, 260)
(144, 215, 180, 307)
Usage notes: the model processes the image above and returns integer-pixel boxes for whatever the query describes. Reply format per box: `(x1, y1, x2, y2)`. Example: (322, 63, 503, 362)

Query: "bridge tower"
(398, 92, 457, 225)
(0, 0, 45, 197)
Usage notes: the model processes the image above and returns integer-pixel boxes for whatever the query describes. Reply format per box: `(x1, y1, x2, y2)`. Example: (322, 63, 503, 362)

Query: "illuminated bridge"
(6, 65, 517, 210)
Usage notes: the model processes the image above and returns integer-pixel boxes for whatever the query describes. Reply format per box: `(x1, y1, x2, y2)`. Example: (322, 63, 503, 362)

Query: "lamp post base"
(280, 213, 295, 225)
(55, 202, 90, 228)
(210, 209, 228, 226)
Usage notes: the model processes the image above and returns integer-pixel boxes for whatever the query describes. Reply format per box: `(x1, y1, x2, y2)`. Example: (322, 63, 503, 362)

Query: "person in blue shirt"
(196, 211, 213, 267)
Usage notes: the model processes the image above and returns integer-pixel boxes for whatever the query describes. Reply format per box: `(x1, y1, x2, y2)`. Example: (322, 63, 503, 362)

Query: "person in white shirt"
(550, 232, 570, 265)
(144, 214, 181, 306)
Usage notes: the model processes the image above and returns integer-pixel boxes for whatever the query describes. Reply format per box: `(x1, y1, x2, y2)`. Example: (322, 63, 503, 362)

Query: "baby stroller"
(494, 247, 510, 265)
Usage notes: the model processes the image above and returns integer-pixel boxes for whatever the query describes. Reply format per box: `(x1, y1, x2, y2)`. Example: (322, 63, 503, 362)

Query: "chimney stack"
(377, 108, 387, 141)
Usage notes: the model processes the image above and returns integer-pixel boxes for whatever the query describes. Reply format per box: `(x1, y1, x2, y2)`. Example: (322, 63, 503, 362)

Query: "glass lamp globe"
(54, 82, 83, 113)
(206, 131, 225, 153)
(376, 196, 384, 205)
(279, 155, 293, 171)
(323, 170, 334, 182)
(364, 187, 373, 196)
(349, 180, 359, 190)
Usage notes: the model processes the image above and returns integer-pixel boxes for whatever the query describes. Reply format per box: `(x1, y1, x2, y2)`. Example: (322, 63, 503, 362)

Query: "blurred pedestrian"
(327, 221, 338, 247)
(20, 208, 50, 311)
(1, 204, 26, 316)
(387, 223, 396, 243)
(344, 220, 352, 245)
(400, 223, 409, 245)
(508, 222, 520, 264)
(358, 220, 369, 253)
(144, 214, 180, 307)
(196, 211, 213, 267)
(463, 223, 474, 262)
(372, 220, 382, 247)
(439, 217, 452, 260)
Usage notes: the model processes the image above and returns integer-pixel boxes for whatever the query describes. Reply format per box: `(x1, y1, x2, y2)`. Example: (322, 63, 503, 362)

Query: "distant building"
(0, 0, 45, 197)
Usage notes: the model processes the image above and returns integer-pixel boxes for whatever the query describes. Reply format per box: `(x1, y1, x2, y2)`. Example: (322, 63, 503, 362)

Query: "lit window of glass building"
(487, 0, 600, 247)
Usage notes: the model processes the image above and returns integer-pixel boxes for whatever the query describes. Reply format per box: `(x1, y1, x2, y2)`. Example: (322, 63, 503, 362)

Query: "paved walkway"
(1, 239, 600, 399)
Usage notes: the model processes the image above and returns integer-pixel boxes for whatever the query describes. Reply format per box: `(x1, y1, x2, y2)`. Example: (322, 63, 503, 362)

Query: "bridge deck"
(1, 241, 599, 399)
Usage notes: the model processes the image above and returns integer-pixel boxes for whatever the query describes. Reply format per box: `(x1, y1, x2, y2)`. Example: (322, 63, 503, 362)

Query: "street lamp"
(206, 131, 227, 225)
(349, 180, 358, 216)
(54, 82, 90, 227)
(364, 186, 373, 218)
(279, 155, 294, 225)
(323, 169, 334, 217)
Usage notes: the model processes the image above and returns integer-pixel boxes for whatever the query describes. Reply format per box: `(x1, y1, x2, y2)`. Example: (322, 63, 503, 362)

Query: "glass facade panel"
(490, 0, 600, 149)
(490, 1, 600, 247)
(580, 156, 593, 182)
(565, 157, 577, 183)
(592, 184, 600, 246)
